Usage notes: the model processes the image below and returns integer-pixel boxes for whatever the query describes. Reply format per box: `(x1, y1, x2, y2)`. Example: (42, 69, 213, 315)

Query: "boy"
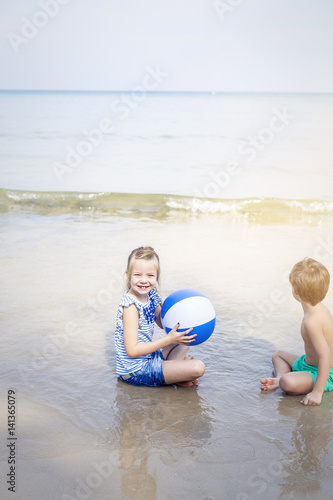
(261, 258, 333, 406)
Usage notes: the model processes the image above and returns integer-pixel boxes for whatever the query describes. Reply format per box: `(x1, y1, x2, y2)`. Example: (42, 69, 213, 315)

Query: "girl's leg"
(162, 344, 204, 386)
(162, 344, 190, 361)
(162, 359, 205, 386)
(261, 350, 299, 391)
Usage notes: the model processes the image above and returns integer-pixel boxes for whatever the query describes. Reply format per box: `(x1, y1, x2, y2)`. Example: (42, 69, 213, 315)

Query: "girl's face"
(128, 258, 158, 301)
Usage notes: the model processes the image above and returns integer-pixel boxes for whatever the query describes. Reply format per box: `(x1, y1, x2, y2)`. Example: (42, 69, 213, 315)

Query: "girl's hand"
(167, 323, 196, 345)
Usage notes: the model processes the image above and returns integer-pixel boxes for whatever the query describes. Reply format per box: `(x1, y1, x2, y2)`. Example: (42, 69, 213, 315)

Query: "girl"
(115, 246, 205, 387)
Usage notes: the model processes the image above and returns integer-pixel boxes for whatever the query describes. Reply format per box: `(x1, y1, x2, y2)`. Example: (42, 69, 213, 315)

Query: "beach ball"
(161, 289, 216, 345)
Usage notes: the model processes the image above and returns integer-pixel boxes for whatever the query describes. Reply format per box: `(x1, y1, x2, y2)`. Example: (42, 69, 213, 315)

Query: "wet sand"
(2, 356, 333, 500)
(1, 209, 333, 499)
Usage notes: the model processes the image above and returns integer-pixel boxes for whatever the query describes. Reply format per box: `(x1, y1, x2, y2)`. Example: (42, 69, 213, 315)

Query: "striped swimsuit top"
(114, 288, 162, 375)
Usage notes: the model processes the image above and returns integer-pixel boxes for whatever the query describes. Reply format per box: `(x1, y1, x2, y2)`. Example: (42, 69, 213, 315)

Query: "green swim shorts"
(292, 355, 333, 392)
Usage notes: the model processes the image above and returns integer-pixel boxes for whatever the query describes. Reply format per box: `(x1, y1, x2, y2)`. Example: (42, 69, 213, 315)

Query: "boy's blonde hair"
(289, 257, 330, 306)
(126, 246, 160, 290)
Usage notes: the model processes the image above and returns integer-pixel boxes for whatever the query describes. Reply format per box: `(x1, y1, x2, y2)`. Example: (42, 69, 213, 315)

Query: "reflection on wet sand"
(111, 380, 213, 500)
(276, 395, 333, 498)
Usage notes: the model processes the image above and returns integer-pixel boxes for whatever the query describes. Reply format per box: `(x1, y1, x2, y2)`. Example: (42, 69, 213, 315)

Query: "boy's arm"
(302, 319, 331, 406)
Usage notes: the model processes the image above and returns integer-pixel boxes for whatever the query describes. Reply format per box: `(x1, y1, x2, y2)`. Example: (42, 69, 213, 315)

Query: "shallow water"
(1, 90, 333, 499)
(1, 205, 333, 499)
(1, 91, 333, 200)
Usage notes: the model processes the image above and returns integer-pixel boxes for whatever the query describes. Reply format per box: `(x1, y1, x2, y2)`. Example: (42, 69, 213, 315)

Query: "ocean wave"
(165, 197, 333, 215)
(0, 188, 332, 218)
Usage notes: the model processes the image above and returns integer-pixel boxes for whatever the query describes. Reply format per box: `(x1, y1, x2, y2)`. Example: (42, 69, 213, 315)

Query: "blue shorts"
(119, 350, 166, 387)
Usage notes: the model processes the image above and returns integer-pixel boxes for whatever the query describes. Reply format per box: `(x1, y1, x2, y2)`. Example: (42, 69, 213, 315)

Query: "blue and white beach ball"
(161, 289, 216, 345)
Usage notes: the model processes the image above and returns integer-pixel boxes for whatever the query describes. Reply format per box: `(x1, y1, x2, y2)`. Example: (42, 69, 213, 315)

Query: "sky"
(0, 0, 333, 92)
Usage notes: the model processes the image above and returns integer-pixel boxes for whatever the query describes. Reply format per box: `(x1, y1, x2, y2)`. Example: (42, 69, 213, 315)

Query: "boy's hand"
(301, 391, 322, 406)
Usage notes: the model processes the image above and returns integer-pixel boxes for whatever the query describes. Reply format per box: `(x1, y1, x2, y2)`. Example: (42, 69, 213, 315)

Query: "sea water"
(1, 91, 333, 499)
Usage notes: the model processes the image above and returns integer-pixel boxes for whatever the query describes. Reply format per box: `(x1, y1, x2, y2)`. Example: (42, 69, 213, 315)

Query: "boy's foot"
(260, 377, 280, 391)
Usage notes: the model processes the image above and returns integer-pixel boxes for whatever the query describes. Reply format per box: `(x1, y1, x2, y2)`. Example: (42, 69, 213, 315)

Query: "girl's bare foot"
(260, 377, 280, 391)
(176, 379, 199, 387)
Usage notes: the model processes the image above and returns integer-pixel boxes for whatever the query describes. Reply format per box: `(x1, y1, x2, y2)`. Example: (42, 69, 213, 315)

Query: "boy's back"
(301, 303, 333, 368)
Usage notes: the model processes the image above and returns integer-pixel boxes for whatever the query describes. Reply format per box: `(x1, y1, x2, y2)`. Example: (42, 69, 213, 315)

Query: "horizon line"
(0, 89, 332, 95)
